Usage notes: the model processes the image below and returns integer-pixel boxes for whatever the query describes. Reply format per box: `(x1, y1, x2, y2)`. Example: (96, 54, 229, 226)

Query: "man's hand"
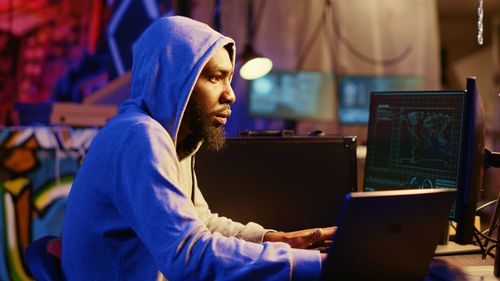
(263, 227, 337, 249)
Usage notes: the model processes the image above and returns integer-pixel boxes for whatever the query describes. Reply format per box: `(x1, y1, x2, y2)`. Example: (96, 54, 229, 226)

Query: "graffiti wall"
(0, 126, 97, 280)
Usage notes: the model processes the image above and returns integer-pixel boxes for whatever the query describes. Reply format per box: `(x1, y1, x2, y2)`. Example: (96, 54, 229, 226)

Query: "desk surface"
(426, 254, 499, 280)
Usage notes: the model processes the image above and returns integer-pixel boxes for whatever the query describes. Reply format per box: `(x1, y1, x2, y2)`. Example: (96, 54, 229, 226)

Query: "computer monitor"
(363, 77, 484, 245)
(247, 70, 335, 121)
(338, 75, 426, 124)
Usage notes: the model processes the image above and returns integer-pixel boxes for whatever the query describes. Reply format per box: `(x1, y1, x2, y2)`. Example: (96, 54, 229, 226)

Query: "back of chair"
(25, 235, 64, 281)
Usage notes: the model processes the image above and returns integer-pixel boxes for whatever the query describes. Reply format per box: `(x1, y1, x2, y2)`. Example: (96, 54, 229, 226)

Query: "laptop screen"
(363, 91, 466, 219)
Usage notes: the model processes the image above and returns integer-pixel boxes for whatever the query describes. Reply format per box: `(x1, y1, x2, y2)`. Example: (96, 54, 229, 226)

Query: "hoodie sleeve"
(113, 122, 322, 281)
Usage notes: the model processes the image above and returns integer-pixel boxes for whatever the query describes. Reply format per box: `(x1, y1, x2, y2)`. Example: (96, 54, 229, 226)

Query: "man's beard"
(186, 101, 227, 152)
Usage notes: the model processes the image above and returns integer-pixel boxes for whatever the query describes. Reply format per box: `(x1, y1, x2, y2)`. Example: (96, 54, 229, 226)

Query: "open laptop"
(321, 188, 456, 281)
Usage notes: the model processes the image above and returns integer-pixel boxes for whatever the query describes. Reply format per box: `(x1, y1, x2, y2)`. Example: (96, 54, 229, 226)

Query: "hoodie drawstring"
(191, 156, 195, 203)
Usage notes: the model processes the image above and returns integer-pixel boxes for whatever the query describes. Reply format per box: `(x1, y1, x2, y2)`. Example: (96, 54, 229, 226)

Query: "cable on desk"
(485, 244, 497, 259)
(474, 226, 498, 244)
(477, 199, 498, 212)
(473, 226, 498, 259)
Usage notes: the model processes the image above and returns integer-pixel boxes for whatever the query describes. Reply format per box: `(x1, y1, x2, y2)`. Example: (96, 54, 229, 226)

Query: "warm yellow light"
(239, 57, 273, 80)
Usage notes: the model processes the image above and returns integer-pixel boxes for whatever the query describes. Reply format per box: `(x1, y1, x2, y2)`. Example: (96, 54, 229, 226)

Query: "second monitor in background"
(338, 75, 426, 124)
(248, 70, 335, 122)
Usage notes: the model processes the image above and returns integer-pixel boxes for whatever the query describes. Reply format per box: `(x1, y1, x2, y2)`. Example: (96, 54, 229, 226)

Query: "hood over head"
(119, 16, 236, 146)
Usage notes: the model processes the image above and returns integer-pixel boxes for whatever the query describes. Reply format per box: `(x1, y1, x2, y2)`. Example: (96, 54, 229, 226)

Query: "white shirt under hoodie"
(61, 16, 322, 281)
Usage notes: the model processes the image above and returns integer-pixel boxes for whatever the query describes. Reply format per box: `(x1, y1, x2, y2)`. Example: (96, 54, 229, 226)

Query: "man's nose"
(220, 84, 236, 104)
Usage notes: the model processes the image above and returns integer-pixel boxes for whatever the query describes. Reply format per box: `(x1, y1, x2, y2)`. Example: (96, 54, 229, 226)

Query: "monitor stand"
(434, 221, 481, 256)
(434, 240, 481, 256)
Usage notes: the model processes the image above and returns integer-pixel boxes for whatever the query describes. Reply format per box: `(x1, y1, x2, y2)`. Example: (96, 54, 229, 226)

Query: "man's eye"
(209, 76, 222, 82)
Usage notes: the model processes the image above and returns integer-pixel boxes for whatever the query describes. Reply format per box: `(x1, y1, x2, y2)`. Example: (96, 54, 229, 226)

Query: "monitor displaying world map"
(363, 91, 465, 218)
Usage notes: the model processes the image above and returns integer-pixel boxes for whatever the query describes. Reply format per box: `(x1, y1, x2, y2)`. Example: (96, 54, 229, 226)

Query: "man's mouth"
(214, 110, 231, 125)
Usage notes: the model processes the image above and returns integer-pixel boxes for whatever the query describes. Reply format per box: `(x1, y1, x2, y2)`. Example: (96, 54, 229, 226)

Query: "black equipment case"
(195, 133, 357, 231)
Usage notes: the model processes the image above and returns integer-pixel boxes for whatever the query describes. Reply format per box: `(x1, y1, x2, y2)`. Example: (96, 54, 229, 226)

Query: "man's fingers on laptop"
(309, 227, 337, 244)
(263, 227, 336, 249)
(322, 226, 337, 238)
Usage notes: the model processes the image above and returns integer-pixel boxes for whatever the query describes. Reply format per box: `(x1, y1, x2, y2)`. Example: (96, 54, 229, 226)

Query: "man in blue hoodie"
(62, 16, 333, 280)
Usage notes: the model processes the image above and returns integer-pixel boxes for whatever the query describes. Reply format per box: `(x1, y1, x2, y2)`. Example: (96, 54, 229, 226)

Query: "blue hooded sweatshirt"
(61, 16, 321, 281)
